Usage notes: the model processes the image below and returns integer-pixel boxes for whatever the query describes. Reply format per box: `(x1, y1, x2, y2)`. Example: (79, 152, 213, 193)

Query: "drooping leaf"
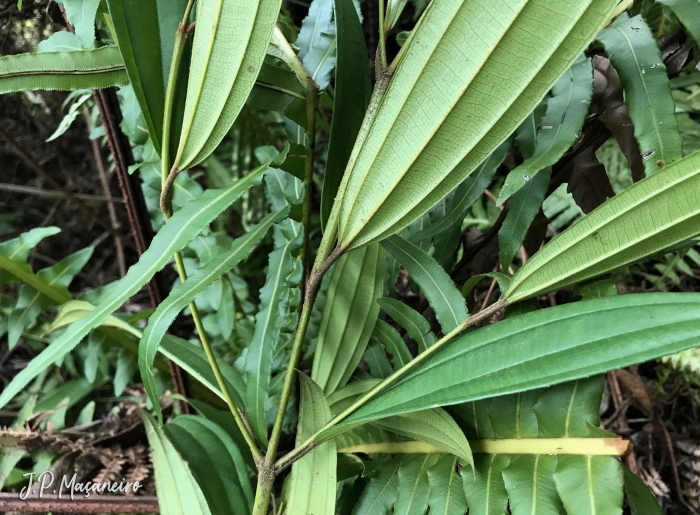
(352, 456, 405, 515)
(61, 0, 100, 48)
(371, 409, 473, 466)
(373, 319, 412, 370)
(498, 167, 552, 270)
(322, 0, 371, 227)
(553, 456, 623, 515)
(463, 455, 510, 515)
(499, 56, 593, 202)
(394, 454, 438, 515)
(175, 0, 282, 170)
(0, 47, 128, 94)
(8, 247, 93, 348)
(285, 374, 336, 515)
(245, 219, 303, 445)
(597, 13, 683, 173)
(381, 235, 468, 333)
(656, 0, 700, 50)
(427, 455, 468, 515)
(142, 412, 212, 515)
(141, 209, 286, 424)
(106, 0, 165, 154)
(165, 415, 254, 515)
(311, 243, 384, 394)
(0, 154, 283, 411)
(502, 455, 564, 515)
(566, 145, 616, 214)
(623, 465, 663, 515)
(503, 149, 700, 302)
(320, 293, 700, 435)
(334, 0, 619, 250)
(409, 138, 512, 244)
(248, 64, 307, 127)
(377, 297, 436, 353)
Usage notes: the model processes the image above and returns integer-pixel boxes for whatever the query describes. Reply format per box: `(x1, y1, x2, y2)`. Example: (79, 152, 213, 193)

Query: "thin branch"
(0, 183, 124, 203)
(0, 494, 159, 513)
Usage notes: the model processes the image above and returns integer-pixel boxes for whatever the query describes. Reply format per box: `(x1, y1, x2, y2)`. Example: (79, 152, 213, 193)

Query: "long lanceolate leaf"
(106, 0, 166, 154)
(0, 47, 128, 94)
(0, 160, 276, 411)
(334, 0, 619, 250)
(175, 0, 282, 170)
(320, 293, 700, 436)
(427, 456, 468, 515)
(245, 220, 303, 445)
(498, 56, 593, 203)
(311, 243, 384, 394)
(140, 209, 287, 424)
(503, 149, 700, 302)
(285, 374, 336, 515)
(463, 455, 510, 515)
(597, 14, 682, 174)
(381, 236, 467, 333)
(554, 456, 624, 514)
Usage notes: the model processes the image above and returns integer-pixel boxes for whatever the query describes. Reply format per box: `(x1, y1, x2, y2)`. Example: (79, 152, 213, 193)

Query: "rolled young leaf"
(503, 149, 700, 302)
(0, 46, 128, 94)
(333, 0, 619, 250)
(174, 0, 282, 170)
(0, 151, 285, 411)
(140, 208, 287, 424)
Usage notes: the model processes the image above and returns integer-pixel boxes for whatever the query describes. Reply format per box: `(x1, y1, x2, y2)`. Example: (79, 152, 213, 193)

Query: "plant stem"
(274, 298, 508, 473)
(377, 0, 388, 71)
(157, 0, 264, 465)
(300, 78, 319, 293)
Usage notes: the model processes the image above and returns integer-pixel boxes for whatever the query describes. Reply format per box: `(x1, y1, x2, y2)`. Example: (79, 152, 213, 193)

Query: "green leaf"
(8, 247, 93, 348)
(244, 219, 303, 445)
(335, 0, 619, 250)
(502, 455, 564, 515)
(106, 0, 165, 154)
(534, 376, 603, 438)
(321, 0, 371, 227)
(141, 411, 212, 515)
(0, 227, 60, 275)
(498, 56, 593, 202)
(297, 0, 337, 90)
(373, 319, 412, 370)
(463, 455, 510, 515)
(160, 335, 246, 415)
(285, 373, 336, 515)
(386, 0, 409, 30)
(165, 415, 254, 515)
(114, 347, 137, 396)
(427, 455, 468, 515)
(311, 243, 385, 394)
(364, 341, 394, 379)
(378, 297, 436, 353)
(487, 390, 540, 439)
(324, 293, 700, 432)
(62, 0, 100, 48)
(371, 408, 473, 466)
(657, 0, 700, 45)
(623, 465, 663, 515)
(175, 0, 282, 170)
(0, 46, 128, 95)
(140, 208, 286, 424)
(503, 149, 700, 302)
(409, 138, 512, 244)
(394, 454, 438, 515)
(498, 167, 551, 270)
(248, 64, 307, 127)
(352, 456, 405, 515)
(0, 156, 279, 411)
(553, 456, 623, 515)
(381, 235, 467, 333)
(597, 14, 682, 173)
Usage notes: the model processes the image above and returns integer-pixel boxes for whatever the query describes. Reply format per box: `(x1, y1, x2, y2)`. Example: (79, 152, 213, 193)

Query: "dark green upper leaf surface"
(106, 0, 165, 154)
(657, 0, 700, 45)
(597, 13, 682, 174)
(327, 293, 700, 430)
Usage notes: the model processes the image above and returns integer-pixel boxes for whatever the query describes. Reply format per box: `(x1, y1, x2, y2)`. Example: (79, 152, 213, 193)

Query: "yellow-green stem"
(377, 0, 388, 71)
(158, 0, 263, 465)
(300, 78, 319, 288)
